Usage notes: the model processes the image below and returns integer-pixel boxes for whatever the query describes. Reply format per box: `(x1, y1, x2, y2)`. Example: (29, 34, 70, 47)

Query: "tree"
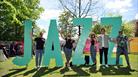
(121, 21, 135, 37)
(0, 0, 44, 41)
(58, 11, 77, 38)
(59, 0, 102, 36)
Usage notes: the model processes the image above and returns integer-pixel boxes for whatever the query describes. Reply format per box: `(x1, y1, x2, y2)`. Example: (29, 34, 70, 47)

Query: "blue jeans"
(35, 49, 43, 67)
(63, 47, 72, 63)
(90, 45, 96, 64)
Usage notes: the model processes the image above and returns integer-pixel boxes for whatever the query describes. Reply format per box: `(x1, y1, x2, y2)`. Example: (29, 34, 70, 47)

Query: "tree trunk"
(78, 0, 81, 36)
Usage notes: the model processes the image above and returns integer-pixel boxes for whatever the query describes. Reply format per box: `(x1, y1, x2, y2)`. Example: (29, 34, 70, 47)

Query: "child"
(83, 37, 91, 65)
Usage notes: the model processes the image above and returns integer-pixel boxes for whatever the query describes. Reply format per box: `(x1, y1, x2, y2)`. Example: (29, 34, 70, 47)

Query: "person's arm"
(95, 38, 98, 44)
(108, 35, 112, 41)
(34, 38, 37, 49)
(128, 38, 133, 41)
(110, 37, 117, 43)
(108, 35, 116, 43)
(43, 38, 45, 47)
(13, 45, 16, 52)
(34, 38, 37, 41)
(72, 39, 75, 43)
(43, 38, 45, 42)
(60, 33, 66, 40)
(59, 30, 66, 39)
(97, 35, 100, 42)
(116, 36, 120, 44)
(125, 36, 133, 42)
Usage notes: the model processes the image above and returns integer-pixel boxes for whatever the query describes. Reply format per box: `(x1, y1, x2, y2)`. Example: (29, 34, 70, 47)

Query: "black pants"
(100, 47, 108, 64)
(85, 56, 89, 64)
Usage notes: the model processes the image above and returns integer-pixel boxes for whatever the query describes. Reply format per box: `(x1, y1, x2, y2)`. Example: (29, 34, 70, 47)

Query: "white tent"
(0, 49, 7, 62)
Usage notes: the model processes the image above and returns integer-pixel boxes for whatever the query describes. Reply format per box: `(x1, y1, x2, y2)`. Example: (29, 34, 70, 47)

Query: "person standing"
(98, 28, 112, 67)
(63, 34, 74, 67)
(83, 37, 91, 65)
(90, 33, 98, 66)
(116, 31, 131, 69)
(9, 42, 16, 56)
(34, 32, 45, 69)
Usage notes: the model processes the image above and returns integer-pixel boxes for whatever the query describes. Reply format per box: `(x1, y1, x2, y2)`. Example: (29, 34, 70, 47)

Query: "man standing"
(116, 31, 131, 69)
(34, 32, 45, 69)
(98, 28, 112, 67)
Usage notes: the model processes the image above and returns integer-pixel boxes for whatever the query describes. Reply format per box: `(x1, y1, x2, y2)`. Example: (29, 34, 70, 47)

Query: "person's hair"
(39, 32, 44, 37)
(101, 28, 105, 32)
(119, 30, 123, 34)
(67, 34, 71, 37)
(90, 33, 96, 38)
(40, 32, 43, 35)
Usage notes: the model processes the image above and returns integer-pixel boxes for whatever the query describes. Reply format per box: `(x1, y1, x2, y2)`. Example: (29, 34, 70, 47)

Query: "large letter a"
(43, 20, 63, 67)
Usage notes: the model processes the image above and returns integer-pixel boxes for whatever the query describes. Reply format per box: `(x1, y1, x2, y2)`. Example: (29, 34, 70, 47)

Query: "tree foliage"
(58, 11, 77, 38)
(0, 0, 44, 41)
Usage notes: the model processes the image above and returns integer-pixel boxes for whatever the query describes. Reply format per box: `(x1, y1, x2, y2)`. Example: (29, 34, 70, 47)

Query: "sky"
(36, 0, 138, 38)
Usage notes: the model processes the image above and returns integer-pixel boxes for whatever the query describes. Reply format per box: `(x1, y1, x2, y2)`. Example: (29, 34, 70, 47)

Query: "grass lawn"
(0, 53, 138, 77)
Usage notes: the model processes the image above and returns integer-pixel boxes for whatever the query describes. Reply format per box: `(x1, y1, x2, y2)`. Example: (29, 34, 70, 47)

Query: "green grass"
(0, 53, 138, 77)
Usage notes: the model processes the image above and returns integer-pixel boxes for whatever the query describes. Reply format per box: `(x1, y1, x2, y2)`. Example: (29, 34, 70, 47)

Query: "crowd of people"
(0, 41, 24, 61)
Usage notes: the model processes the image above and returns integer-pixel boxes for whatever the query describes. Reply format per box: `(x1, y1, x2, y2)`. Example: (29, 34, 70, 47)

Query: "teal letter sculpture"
(12, 19, 32, 66)
(72, 18, 92, 65)
(43, 20, 63, 67)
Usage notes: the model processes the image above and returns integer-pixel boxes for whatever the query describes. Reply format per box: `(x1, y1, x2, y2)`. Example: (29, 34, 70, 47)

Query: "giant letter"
(12, 19, 32, 66)
(43, 20, 63, 67)
(72, 18, 92, 65)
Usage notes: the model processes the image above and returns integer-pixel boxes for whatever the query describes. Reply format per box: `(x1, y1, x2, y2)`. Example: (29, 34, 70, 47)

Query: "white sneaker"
(105, 64, 109, 67)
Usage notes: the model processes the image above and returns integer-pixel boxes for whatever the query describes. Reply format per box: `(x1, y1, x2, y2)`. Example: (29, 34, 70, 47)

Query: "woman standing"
(63, 34, 74, 67)
(90, 33, 97, 66)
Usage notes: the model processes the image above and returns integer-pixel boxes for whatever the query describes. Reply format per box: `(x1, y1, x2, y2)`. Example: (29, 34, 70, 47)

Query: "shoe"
(116, 64, 120, 68)
(127, 65, 131, 70)
(70, 62, 73, 67)
(105, 64, 109, 67)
